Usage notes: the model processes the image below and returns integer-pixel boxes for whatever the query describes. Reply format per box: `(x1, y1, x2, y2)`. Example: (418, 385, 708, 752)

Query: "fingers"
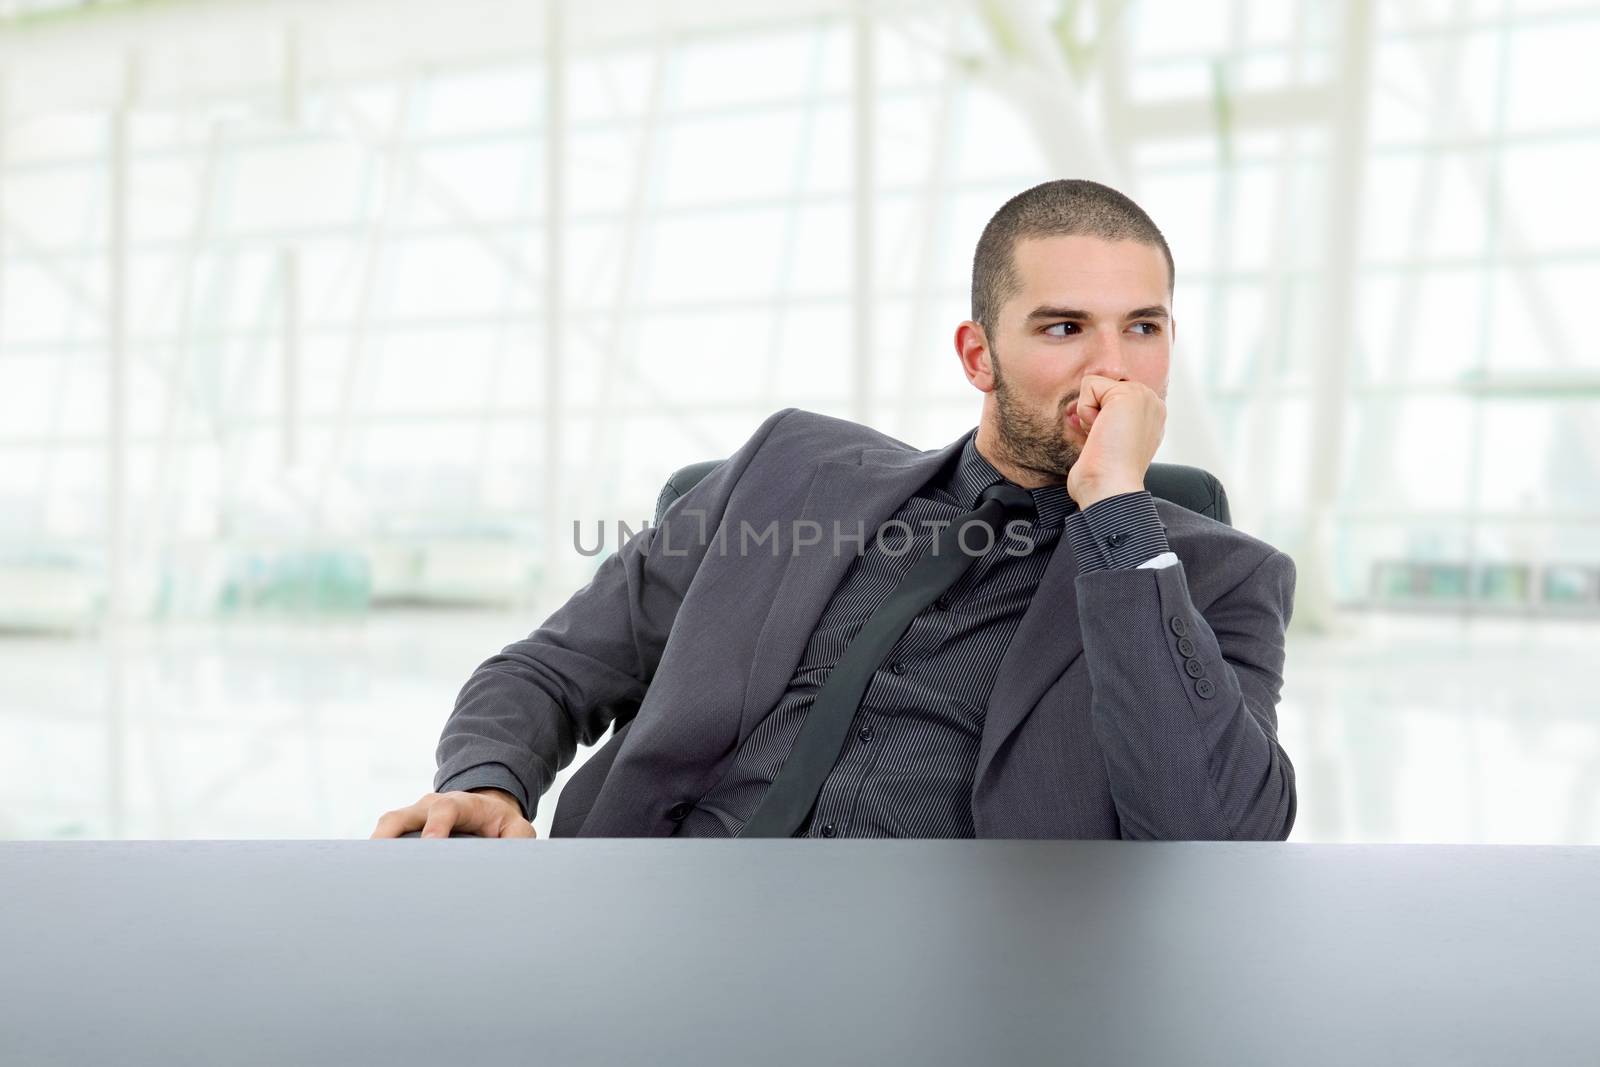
(419, 795, 462, 839)
(1075, 375, 1156, 431)
(371, 791, 538, 840)
(1075, 375, 1110, 424)
(367, 792, 459, 839)
(1077, 399, 1100, 431)
(369, 798, 427, 839)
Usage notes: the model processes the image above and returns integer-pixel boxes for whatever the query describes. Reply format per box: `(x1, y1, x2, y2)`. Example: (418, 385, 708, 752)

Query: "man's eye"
(1043, 322, 1079, 337)
(1131, 322, 1161, 336)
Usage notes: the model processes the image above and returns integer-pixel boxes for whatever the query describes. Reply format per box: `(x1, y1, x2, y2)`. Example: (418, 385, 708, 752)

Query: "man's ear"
(955, 320, 997, 394)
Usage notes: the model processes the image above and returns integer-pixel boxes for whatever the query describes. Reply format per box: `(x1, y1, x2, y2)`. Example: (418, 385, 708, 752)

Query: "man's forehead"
(1010, 235, 1168, 308)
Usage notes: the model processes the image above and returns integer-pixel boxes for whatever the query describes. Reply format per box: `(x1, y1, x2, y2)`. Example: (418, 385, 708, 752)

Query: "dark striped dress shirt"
(673, 429, 1172, 839)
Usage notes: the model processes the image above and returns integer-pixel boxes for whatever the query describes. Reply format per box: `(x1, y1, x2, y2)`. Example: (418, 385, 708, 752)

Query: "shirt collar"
(946, 429, 1074, 527)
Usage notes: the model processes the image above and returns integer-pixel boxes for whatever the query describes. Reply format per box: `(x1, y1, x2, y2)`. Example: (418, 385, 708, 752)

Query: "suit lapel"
(973, 523, 1085, 791)
(738, 434, 968, 740)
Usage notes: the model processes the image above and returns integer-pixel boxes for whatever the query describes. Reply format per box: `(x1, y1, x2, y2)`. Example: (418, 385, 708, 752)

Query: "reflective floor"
(0, 607, 1595, 843)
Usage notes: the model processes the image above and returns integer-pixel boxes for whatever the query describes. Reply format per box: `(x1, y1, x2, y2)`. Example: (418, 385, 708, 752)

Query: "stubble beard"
(990, 348, 1081, 483)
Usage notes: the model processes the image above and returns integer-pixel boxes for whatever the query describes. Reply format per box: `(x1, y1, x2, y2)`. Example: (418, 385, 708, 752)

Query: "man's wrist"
(1071, 478, 1145, 510)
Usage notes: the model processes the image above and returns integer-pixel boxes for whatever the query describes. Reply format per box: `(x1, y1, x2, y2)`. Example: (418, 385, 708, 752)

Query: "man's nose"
(1081, 331, 1131, 382)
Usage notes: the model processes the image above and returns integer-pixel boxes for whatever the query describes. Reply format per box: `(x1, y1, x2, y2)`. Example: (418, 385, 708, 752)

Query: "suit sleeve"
(432, 407, 797, 819)
(1074, 540, 1298, 841)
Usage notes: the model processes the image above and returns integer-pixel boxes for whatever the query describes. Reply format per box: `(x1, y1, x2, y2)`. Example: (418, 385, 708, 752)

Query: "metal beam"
(762, 23, 830, 413)
(1239, 0, 1316, 540)
(281, 22, 302, 470)
(543, 0, 566, 593)
(851, 0, 873, 425)
(1122, 87, 1334, 140)
(1300, 0, 1374, 632)
(582, 35, 670, 537)
(310, 72, 417, 529)
(105, 52, 139, 839)
(897, 5, 961, 441)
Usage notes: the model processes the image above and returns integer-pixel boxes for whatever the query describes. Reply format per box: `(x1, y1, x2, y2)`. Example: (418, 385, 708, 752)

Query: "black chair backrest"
(550, 456, 1231, 836)
(656, 459, 1231, 527)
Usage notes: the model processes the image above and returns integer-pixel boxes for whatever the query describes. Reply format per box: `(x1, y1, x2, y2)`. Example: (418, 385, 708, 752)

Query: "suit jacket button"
(1196, 678, 1215, 699)
(1169, 616, 1188, 637)
(1184, 658, 1205, 679)
(666, 802, 692, 821)
(1177, 636, 1196, 657)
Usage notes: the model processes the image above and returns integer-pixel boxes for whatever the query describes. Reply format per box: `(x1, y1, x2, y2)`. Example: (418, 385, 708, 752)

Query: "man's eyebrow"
(1125, 305, 1170, 321)
(1025, 304, 1170, 322)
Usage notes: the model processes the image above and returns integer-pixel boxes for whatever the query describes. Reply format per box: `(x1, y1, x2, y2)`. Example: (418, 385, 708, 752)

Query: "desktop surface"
(2, 840, 1596, 1066)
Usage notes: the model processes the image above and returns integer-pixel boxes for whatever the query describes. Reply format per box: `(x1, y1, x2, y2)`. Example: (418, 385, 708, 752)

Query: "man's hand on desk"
(369, 788, 537, 839)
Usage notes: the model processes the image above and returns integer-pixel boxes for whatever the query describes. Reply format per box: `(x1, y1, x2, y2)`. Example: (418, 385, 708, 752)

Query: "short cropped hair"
(971, 179, 1175, 338)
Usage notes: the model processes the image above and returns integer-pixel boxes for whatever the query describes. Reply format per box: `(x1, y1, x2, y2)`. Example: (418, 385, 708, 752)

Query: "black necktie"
(737, 480, 1038, 838)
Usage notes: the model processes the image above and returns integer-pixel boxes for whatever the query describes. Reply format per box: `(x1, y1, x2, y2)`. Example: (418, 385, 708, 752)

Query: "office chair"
(548, 458, 1231, 835)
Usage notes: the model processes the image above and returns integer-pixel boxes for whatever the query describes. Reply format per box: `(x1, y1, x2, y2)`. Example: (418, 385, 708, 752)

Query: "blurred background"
(0, 0, 1595, 842)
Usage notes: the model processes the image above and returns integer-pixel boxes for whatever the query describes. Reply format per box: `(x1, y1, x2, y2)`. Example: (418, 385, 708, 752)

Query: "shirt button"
(820, 823, 838, 838)
(666, 801, 692, 821)
(1106, 531, 1127, 547)
(858, 724, 874, 743)
(935, 594, 952, 611)
(889, 661, 906, 675)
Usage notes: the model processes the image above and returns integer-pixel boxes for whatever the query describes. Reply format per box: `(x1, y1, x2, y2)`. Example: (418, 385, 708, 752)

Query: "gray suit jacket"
(435, 407, 1298, 839)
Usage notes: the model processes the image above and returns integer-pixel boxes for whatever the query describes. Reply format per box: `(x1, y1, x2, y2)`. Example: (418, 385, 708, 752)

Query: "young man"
(373, 179, 1297, 841)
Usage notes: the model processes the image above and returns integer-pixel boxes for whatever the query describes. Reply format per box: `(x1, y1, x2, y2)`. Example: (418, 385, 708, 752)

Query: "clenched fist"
(1066, 374, 1167, 508)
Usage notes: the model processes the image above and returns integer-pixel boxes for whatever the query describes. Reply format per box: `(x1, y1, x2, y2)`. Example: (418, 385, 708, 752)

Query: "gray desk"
(2, 841, 1596, 1065)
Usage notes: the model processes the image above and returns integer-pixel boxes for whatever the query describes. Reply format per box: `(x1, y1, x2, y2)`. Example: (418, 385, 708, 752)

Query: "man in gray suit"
(372, 179, 1296, 841)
